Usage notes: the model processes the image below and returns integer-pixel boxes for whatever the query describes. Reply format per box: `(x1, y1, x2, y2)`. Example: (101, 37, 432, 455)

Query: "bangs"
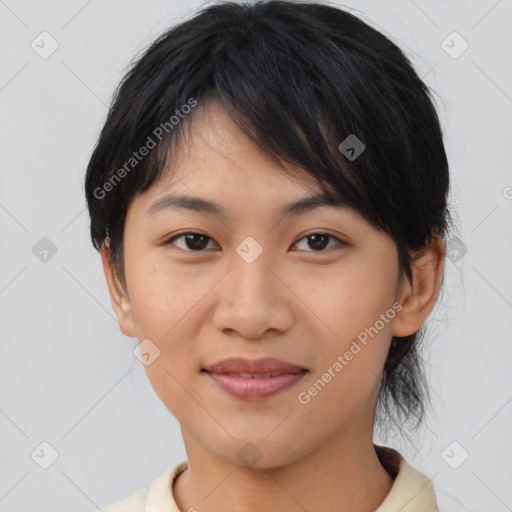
(86, 0, 448, 267)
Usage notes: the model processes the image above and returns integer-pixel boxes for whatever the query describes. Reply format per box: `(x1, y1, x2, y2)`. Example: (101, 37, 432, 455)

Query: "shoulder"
(99, 460, 188, 512)
(374, 444, 439, 512)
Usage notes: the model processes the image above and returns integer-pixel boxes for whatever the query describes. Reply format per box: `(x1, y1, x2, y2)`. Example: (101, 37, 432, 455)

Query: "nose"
(212, 248, 294, 340)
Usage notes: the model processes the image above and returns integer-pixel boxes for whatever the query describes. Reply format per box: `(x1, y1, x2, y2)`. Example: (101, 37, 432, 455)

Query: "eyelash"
(164, 231, 346, 253)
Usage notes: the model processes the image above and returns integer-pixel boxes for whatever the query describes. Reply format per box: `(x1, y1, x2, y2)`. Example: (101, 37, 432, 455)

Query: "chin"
(212, 434, 308, 470)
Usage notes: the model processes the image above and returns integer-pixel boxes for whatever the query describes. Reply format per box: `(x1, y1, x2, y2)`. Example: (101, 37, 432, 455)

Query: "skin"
(102, 99, 445, 512)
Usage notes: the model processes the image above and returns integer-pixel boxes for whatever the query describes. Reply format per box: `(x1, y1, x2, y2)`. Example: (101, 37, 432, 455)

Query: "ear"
(101, 239, 137, 337)
(392, 233, 446, 337)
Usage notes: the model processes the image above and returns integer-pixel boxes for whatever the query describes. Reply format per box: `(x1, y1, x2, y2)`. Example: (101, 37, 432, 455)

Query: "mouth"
(201, 367, 308, 400)
(204, 371, 304, 378)
(203, 356, 308, 375)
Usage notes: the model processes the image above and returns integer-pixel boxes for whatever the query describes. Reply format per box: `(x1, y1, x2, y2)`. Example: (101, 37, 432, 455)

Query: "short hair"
(85, 0, 450, 436)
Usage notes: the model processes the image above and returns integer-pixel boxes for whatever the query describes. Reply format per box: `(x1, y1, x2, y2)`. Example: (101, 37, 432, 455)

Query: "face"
(103, 100, 429, 468)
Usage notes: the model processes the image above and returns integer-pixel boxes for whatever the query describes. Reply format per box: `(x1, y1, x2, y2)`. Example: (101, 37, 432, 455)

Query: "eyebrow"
(146, 191, 348, 220)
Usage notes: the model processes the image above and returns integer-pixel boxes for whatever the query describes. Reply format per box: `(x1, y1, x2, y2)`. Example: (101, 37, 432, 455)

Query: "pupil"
(309, 234, 328, 250)
(187, 234, 208, 250)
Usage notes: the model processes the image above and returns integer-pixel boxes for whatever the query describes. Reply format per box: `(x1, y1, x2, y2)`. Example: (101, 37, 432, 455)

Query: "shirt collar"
(374, 444, 439, 511)
(145, 444, 438, 512)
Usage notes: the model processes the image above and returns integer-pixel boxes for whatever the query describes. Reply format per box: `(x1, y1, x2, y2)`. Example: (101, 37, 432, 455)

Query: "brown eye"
(292, 233, 344, 252)
(166, 232, 216, 251)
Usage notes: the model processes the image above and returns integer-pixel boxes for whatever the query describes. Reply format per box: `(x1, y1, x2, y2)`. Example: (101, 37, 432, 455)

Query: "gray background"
(1, 0, 511, 510)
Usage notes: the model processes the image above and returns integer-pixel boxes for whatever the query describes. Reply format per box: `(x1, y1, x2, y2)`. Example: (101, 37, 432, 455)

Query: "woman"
(85, 1, 449, 510)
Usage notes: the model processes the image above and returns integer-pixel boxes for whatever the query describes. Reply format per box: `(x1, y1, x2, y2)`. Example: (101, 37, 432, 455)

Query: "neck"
(173, 429, 394, 512)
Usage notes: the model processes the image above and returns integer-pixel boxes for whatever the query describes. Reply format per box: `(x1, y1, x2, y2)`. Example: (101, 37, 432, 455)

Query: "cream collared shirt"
(101, 444, 438, 512)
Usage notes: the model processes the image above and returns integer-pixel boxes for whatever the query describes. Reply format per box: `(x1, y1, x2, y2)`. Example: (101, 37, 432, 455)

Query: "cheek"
(126, 251, 209, 339)
(126, 258, 209, 415)
(299, 258, 398, 343)
(294, 273, 396, 436)
(296, 252, 398, 405)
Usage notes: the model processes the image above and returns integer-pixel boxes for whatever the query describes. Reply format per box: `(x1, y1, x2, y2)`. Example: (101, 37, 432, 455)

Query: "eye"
(291, 232, 345, 252)
(165, 232, 218, 252)
(164, 231, 345, 253)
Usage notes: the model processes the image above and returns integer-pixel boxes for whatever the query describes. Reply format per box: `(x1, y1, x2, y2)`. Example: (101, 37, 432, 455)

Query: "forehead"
(125, 99, 375, 236)
(157, 99, 318, 188)
(132, 100, 333, 209)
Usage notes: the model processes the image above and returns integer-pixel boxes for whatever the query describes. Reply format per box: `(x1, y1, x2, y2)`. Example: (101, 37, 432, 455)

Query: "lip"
(203, 357, 307, 374)
(205, 371, 307, 400)
(202, 357, 308, 401)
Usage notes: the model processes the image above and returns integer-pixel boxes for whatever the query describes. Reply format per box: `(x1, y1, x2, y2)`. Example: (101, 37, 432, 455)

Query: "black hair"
(84, 0, 450, 436)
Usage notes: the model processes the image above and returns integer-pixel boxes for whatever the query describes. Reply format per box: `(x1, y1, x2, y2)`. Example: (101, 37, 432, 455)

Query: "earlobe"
(392, 234, 446, 338)
(100, 239, 137, 337)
